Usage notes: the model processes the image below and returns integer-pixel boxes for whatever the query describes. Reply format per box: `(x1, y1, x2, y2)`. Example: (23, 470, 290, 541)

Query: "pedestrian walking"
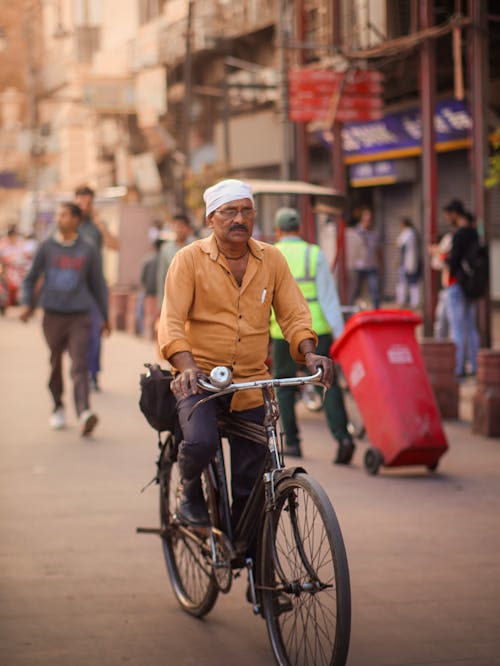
(395, 217, 421, 309)
(74, 185, 119, 391)
(157, 178, 334, 528)
(428, 199, 461, 340)
(445, 205, 481, 378)
(156, 213, 195, 309)
(138, 239, 162, 338)
(349, 207, 382, 309)
(344, 211, 365, 306)
(270, 207, 356, 465)
(0, 223, 33, 311)
(19, 203, 110, 435)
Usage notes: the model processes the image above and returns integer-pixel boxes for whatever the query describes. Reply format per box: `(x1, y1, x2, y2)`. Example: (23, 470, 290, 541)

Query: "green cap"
(275, 207, 300, 231)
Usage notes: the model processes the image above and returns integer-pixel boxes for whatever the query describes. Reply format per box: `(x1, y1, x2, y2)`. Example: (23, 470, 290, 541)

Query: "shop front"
(318, 98, 473, 300)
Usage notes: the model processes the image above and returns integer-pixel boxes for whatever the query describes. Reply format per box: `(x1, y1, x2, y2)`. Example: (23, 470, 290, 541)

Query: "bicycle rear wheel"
(159, 440, 219, 617)
(260, 473, 351, 666)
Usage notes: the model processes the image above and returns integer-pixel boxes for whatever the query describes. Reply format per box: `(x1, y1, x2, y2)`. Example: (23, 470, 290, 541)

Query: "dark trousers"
(272, 334, 349, 449)
(42, 312, 90, 416)
(176, 393, 267, 528)
(350, 268, 380, 309)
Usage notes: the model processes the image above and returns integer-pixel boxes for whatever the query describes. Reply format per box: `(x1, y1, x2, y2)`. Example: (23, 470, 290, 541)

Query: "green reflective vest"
(270, 239, 331, 339)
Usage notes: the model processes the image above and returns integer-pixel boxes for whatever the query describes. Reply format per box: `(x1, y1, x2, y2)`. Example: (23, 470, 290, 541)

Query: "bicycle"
(138, 367, 351, 666)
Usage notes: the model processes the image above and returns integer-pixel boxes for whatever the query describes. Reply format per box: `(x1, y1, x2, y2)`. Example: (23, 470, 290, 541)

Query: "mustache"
(229, 224, 248, 232)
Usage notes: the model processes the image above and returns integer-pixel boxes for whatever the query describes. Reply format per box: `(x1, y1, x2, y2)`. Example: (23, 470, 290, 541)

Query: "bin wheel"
(427, 462, 439, 472)
(364, 448, 384, 476)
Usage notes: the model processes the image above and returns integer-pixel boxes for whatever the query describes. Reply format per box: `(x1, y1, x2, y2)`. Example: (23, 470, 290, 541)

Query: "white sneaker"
(49, 407, 66, 430)
(80, 410, 98, 437)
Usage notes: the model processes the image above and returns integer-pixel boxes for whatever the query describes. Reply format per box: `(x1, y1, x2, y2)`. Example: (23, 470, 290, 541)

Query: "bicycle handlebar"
(186, 367, 324, 421)
(197, 367, 324, 396)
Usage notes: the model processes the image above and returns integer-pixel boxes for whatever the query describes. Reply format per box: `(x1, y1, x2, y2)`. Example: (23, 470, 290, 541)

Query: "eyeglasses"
(214, 206, 256, 220)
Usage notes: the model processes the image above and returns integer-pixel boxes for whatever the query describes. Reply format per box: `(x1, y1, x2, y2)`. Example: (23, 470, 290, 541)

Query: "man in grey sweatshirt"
(20, 203, 110, 436)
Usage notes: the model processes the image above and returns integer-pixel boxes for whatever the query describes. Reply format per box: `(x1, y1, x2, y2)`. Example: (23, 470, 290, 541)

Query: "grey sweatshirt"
(21, 234, 108, 320)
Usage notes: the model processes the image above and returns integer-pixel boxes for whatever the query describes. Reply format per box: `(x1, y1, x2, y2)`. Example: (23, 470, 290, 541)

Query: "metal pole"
(222, 65, 230, 170)
(419, 0, 438, 337)
(469, 0, 491, 347)
(294, 0, 312, 239)
(332, 0, 348, 302)
(279, 0, 291, 181)
(181, 0, 194, 209)
(25, 1, 40, 238)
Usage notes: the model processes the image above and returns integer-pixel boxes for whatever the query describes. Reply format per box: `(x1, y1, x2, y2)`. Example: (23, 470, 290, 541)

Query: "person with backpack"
(445, 208, 487, 378)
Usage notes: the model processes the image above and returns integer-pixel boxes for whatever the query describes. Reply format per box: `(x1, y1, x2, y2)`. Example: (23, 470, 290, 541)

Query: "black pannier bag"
(139, 363, 177, 433)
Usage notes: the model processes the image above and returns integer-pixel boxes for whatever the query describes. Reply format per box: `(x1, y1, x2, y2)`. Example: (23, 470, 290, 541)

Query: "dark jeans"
(272, 334, 350, 449)
(350, 268, 380, 309)
(176, 392, 267, 529)
(42, 311, 90, 416)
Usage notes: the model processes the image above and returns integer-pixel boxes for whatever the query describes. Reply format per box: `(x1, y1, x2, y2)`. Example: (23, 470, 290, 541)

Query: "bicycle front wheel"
(159, 441, 219, 617)
(260, 473, 351, 666)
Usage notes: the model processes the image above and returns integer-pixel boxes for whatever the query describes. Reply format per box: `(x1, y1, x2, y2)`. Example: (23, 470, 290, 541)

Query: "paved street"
(1, 308, 500, 666)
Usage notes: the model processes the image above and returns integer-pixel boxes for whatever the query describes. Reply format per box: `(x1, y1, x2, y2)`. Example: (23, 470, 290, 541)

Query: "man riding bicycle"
(157, 178, 334, 529)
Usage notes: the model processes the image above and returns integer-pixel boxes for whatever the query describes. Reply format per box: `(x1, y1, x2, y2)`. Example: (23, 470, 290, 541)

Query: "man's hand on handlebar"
(304, 352, 334, 388)
(171, 368, 203, 399)
(169, 351, 204, 399)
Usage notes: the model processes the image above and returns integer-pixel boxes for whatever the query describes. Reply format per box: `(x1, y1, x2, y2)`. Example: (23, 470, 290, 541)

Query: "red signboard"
(289, 107, 383, 123)
(288, 67, 384, 124)
(289, 68, 383, 85)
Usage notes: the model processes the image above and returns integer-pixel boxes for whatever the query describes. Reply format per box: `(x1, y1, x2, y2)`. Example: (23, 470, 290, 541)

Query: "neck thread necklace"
(220, 245, 249, 261)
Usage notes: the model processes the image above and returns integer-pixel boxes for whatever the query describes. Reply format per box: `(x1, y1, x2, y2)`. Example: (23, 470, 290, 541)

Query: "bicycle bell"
(210, 366, 232, 388)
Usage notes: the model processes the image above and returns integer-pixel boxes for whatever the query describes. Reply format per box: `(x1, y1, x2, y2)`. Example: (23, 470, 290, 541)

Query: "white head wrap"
(203, 179, 254, 217)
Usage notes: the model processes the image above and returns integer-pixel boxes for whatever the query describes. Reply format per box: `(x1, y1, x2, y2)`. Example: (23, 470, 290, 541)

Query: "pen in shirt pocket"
(261, 288, 267, 304)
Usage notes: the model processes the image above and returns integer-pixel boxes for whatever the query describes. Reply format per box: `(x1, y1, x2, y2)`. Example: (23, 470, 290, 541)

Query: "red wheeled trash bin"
(330, 310, 448, 475)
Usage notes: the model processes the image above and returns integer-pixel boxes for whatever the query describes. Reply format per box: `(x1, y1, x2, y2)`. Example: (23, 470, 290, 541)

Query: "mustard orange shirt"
(158, 234, 317, 410)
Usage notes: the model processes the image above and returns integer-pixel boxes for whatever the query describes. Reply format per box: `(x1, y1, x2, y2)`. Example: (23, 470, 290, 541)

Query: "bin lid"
(331, 309, 422, 360)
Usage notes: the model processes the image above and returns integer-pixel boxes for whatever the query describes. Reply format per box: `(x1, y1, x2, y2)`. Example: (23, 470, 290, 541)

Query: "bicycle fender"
(276, 466, 307, 483)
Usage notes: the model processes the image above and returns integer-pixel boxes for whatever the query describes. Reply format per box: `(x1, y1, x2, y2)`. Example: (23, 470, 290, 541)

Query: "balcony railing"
(160, 0, 277, 65)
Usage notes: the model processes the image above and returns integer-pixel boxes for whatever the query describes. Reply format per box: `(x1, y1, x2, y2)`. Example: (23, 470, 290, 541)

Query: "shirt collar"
(200, 233, 264, 261)
(53, 231, 78, 246)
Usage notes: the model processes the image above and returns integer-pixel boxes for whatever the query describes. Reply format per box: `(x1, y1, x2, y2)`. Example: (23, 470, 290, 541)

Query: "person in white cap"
(157, 178, 334, 529)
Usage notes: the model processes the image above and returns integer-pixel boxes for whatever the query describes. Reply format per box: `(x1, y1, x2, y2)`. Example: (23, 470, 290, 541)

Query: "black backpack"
(139, 363, 177, 433)
(457, 241, 489, 300)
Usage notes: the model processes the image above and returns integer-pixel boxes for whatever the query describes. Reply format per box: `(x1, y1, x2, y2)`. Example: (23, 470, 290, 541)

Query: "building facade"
(1, 0, 499, 300)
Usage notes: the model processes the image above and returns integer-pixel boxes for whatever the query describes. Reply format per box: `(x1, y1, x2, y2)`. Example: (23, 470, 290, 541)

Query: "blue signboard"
(350, 160, 397, 186)
(318, 98, 472, 163)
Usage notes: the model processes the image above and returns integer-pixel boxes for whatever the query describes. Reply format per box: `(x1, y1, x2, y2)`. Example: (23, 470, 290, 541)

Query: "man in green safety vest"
(270, 207, 355, 464)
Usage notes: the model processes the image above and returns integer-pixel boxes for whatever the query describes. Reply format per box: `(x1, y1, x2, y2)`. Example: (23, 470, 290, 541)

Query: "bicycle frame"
(193, 371, 324, 605)
(205, 387, 279, 566)
(140, 365, 351, 665)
